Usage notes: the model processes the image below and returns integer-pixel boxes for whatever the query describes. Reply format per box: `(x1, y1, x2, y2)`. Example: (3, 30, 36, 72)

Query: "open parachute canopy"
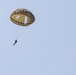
(10, 8, 35, 26)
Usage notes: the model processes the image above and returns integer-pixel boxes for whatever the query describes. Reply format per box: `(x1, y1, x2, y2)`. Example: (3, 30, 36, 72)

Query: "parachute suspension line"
(10, 24, 26, 40)
(16, 29, 26, 40)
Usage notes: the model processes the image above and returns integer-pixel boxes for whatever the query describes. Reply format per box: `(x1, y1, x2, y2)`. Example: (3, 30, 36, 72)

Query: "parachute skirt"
(10, 8, 35, 26)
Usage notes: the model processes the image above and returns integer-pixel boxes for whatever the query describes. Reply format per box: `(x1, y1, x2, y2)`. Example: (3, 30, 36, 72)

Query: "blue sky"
(0, 0, 76, 75)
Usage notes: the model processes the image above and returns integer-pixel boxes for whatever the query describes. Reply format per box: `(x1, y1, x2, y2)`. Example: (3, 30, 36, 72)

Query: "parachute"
(10, 8, 35, 26)
(10, 8, 35, 40)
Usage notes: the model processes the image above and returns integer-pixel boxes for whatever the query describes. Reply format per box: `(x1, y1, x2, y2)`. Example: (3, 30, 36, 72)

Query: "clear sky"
(0, 0, 76, 75)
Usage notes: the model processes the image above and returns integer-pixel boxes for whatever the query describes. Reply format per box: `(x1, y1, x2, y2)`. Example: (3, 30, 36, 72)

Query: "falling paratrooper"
(10, 8, 35, 45)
